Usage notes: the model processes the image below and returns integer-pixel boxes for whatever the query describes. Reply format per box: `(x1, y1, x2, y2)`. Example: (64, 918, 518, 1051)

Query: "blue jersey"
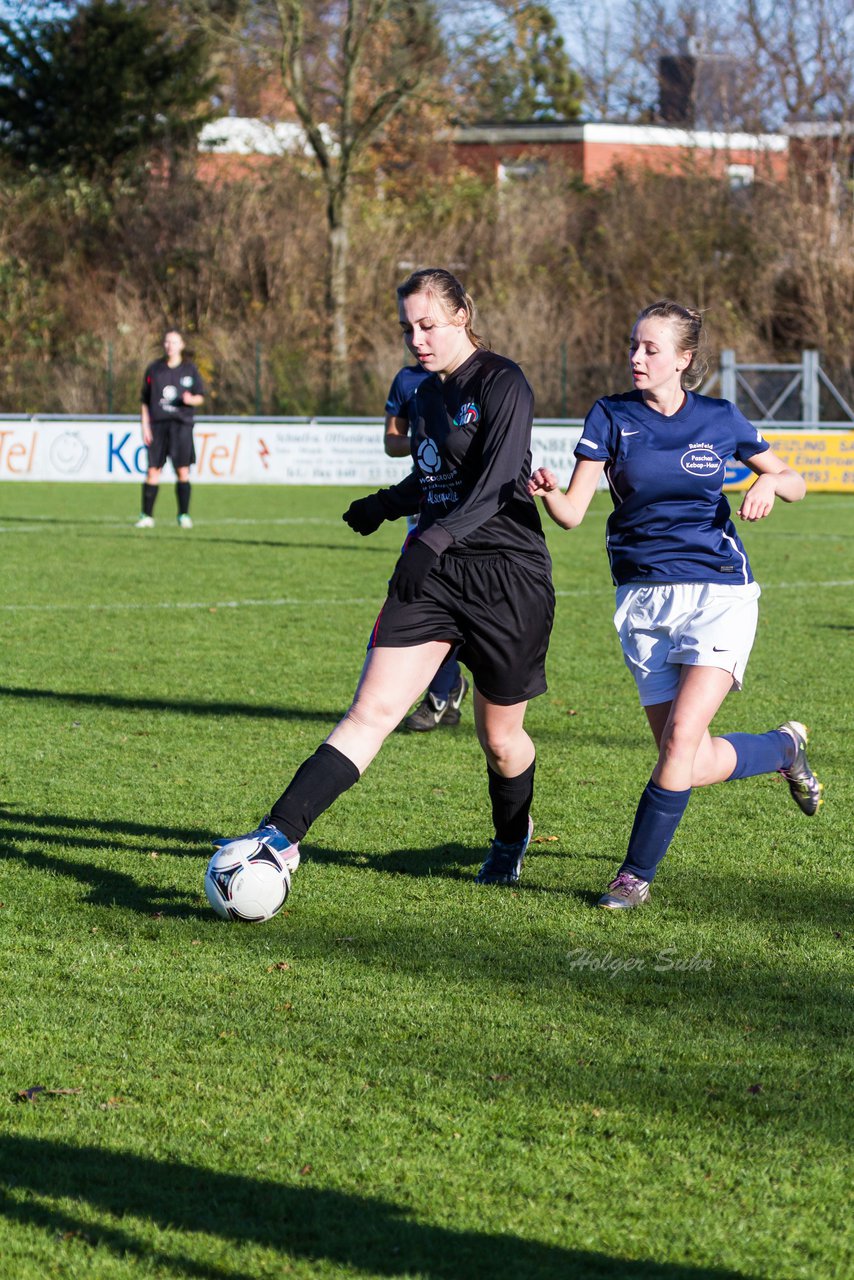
(385, 365, 430, 418)
(575, 390, 769, 586)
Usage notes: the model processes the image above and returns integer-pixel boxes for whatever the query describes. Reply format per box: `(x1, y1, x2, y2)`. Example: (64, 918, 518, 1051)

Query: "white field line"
(0, 580, 852, 614)
(0, 516, 336, 533)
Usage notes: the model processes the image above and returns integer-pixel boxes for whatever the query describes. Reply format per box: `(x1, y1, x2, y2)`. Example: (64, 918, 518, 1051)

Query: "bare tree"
(740, 0, 852, 125)
(182, 0, 444, 408)
(556, 0, 852, 129)
(274, 2, 443, 406)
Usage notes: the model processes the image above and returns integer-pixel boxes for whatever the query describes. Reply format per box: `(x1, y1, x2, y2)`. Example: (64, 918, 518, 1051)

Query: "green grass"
(0, 482, 851, 1280)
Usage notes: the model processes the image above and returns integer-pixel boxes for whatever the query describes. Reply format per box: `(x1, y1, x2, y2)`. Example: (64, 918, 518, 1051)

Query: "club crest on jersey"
(681, 444, 723, 476)
(453, 401, 480, 428)
(417, 437, 443, 475)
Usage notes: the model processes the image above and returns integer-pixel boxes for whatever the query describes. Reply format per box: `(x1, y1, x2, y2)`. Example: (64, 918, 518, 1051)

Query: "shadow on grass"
(0, 837, 208, 919)
(0, 1136, 752, 1280)
(300, 841, 851, 927)
(0, 806, 212, 918)
(0, 685, 344, 723)
(0, 805, 212, 847)
(306, 841, 592, 899)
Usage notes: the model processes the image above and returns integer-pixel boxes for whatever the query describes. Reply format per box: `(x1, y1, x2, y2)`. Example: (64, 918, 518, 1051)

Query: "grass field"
(0, 481, 851, 1280)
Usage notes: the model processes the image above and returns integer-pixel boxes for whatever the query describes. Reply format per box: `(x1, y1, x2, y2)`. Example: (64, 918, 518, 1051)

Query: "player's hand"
(737, 475, 776, 521)
(528, 467, 559, 496)
(388, 540, 438, 603)
(343, 493, 388, 536)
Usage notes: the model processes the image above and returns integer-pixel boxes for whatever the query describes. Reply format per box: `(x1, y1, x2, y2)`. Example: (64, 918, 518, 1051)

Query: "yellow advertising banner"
(723, 429, 854, 492)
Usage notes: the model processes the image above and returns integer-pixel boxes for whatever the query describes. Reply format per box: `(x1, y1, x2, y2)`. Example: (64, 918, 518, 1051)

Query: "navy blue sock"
(620, 780, 692, 882)
(176, 481, 191, 516)
(428, 655, 461, 703)
(488, 760, 535, 844)
(722, 729, 794, 779)
(270, 743, 360, 844)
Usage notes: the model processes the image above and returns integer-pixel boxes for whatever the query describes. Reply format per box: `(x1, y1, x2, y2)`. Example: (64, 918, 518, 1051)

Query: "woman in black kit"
(215, 268, 555, 886)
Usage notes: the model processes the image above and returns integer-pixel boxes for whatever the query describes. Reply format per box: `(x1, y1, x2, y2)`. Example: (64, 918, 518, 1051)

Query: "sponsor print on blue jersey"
(575, 390, 769, 587)
(681, 442, 724, 476)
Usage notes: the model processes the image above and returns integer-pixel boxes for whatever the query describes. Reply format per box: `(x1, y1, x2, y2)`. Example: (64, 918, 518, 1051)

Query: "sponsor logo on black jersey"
(417, 437, 442, 474)
(453, 401, 480, 428)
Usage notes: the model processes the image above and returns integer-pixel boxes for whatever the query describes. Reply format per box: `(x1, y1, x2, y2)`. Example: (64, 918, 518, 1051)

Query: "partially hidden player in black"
(215, 268, 555, 887)
(383, 361, 470, 731)
(135, 329, 206, 530)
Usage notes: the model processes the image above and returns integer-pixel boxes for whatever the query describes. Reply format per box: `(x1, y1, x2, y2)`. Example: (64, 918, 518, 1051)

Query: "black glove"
(343, 493, 388, 536)
(388, 540, 438, 603)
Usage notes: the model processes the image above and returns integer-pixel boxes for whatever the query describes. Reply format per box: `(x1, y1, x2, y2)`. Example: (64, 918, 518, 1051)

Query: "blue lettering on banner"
(108, 432, 132, 473)
(108, 433, 147, 474)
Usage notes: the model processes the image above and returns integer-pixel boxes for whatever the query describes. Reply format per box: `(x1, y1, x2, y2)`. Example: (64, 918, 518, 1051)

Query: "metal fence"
(7, 345, 854, 424)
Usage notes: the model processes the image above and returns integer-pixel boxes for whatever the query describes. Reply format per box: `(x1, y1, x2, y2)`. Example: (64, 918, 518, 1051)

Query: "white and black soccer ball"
(204, 839, 291, 923)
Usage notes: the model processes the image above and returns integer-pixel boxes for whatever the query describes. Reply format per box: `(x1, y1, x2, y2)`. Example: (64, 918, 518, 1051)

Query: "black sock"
(176, 481, 191, 516)
(488, 759, 535, 843)
(270, 743, 361, 844)
(142, 483, 158, 516)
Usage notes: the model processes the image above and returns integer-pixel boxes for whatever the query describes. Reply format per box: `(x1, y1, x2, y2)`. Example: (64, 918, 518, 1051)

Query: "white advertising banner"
(0, 417, 587, 486)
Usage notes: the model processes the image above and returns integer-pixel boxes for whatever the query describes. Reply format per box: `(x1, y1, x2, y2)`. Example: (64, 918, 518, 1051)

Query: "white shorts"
(614, 581, 761, 707)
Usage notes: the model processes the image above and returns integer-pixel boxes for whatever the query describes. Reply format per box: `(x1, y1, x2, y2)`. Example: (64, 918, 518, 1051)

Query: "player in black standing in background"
(135, 329, 206, 529)
(215, 268, 555, 887)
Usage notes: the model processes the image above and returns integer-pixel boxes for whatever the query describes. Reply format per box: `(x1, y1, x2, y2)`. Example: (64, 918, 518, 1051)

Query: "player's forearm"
(769, 467, 806, 503)
(384, 433, 411, 458)
(540, 489, 585, 529)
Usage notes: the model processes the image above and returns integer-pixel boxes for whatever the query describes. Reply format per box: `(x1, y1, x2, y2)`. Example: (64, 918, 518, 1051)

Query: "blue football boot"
(212, 816, 300, 873)
(475, 816, 533, 886)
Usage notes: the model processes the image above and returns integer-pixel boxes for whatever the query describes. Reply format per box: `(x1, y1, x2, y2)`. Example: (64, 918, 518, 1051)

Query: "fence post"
(255, 341, 262, 416)
(106, 342, 114, 414)
(720, 349, 736, 405)
(802, 350, 820, 423)
(561, 343, 568, 417)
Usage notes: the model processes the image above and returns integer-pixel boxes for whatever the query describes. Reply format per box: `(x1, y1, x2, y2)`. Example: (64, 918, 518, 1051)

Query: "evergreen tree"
(0, 0, 216, 179)
(455, 3, 583, 122)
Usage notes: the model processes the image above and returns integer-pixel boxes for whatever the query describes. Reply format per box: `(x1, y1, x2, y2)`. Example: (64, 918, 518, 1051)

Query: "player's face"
(398, 292, 471, 378)
(629, 318, 691, 396)
(163, 331, 185, 361)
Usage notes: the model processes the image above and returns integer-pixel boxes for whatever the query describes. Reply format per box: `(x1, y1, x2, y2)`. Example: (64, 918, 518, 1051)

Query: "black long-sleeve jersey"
(379, 348, 550, 567)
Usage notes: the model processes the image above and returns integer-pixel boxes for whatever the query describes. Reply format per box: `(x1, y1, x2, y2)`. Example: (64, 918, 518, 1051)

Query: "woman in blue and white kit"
(529, 300, 823, 909)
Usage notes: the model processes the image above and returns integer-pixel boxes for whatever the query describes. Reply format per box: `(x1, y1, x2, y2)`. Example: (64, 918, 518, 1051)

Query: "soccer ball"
(204, 839, 291, 923)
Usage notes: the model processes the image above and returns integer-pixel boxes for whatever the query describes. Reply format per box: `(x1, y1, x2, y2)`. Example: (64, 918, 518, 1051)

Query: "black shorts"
(369, 551, 555, 705)
(147, 421, 195, 471)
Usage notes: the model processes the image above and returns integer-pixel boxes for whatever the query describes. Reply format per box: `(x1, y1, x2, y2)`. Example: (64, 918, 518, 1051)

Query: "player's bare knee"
(345, 696, 399, 738)
(658, 725, 701, 771)
(479, 730, 519, 772)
